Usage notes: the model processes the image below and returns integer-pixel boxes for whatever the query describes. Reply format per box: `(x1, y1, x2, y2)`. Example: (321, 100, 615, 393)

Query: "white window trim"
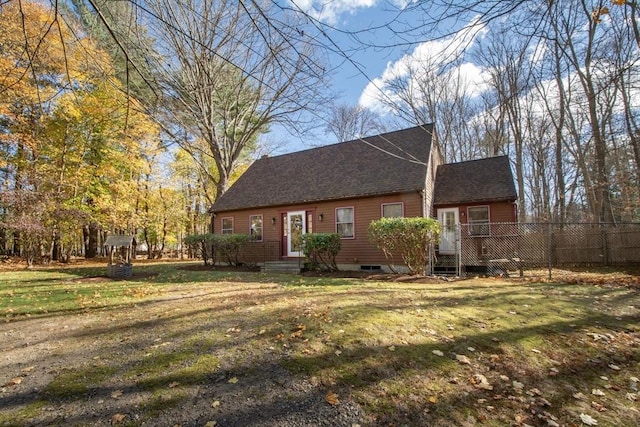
(381, 202, 404, 218)
(221, 217, 234, 234)
(335, 206, 355, 239)
(249, 214, 263, 242)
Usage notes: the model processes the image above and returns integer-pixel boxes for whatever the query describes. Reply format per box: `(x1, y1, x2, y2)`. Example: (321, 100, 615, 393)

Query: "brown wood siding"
(212, 191, 424, 265)
(434, 201, 517, 224)
(424, 148, 443, 217)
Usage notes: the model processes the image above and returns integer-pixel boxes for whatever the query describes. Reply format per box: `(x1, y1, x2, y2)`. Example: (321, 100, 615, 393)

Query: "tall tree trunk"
(552, 40, 567, 224)
(86, 222, 99, 258)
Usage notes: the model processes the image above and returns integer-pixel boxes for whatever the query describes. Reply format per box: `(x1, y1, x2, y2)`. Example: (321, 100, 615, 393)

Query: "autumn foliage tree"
(0, 1, 165, 262)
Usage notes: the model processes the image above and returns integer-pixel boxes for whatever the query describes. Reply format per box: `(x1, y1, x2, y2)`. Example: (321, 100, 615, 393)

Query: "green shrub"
(183, 233, 251, 266)
(184, 233, 216, 265)
(368, 217, 440, 275)
(301, 233, 341, 272)
(214, 234, 251, 266)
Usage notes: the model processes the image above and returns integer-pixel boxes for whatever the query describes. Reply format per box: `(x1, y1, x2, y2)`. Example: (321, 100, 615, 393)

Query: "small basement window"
(360, 265, 382, 271)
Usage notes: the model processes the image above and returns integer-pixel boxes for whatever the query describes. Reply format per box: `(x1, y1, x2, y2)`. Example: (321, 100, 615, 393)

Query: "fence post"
(602, 225, 609, 267)
(456, 223, 462, 277)
(547, 222, 552, 280)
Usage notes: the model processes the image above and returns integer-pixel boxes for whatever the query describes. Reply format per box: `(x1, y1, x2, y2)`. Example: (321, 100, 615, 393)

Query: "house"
(209, 124, 517, 271)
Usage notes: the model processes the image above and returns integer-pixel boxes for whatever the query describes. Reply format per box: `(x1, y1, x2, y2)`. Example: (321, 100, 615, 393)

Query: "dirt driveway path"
(1, 283, 364, 426)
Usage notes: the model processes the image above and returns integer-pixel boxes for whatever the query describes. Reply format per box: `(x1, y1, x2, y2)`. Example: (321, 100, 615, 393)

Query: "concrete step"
(261, 261, 302, 274)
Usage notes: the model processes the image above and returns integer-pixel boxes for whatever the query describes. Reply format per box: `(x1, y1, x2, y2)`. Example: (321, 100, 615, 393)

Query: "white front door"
(437, 208, 459, 255)
(287, 211, 306, 257)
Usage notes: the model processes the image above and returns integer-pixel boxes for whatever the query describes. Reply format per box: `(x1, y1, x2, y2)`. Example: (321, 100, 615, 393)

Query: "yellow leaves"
(228, 377, 239, 384)
(111, 413, 126, 425)
(591, 6, 609, 24)
(290, 324, 306, 339)
(325, 391, 339, 406)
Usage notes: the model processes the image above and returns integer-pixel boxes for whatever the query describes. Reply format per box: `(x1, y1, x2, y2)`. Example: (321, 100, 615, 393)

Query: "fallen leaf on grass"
(432, 350, 444, 357)
(111, 413, 126, 425)
(573, 392, 586, 400)
(21, 366, 35, 373)
(471, 374, 493, 390)
(325, 391, 339, 406)
(579, 413, 598, 425)
(456, 354, 471, 365)
(626, 393, 637, 401)
(608, 364, 621, 371)
(169, 381, 180, 388)
(290, 324, 306, 338)
(428, 396, 437, 404)
(512, 380, 524, 391)
(212, 400, 221, 408)
(111, 390, 123, 399)
(204, 422, 217, 427)
(228, 377, 238, 384)
(591, 389, 605, 396)
(591, 401, 606, 412)
(3, 377, 22, 387)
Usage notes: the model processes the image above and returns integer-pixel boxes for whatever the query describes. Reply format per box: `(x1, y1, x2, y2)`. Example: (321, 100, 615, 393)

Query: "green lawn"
(1, 262, 639, 426)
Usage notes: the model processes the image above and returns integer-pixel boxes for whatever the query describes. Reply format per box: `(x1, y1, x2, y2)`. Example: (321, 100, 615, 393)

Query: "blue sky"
(268, 0, 484, 153)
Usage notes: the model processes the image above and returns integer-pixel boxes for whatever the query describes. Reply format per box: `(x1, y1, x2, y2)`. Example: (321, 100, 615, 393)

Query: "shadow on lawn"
(3, 267, 640, 426)
(3, 306, 638, 426)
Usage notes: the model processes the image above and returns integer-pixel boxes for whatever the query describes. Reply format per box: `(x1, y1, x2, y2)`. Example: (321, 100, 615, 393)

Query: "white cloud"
(288, 0, 377, 25)
(359, 18, 490, 114)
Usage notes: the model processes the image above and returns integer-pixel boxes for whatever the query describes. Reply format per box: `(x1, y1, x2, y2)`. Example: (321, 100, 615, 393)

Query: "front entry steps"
(432, 254, 458, 276)
(261, 261, 302, 274)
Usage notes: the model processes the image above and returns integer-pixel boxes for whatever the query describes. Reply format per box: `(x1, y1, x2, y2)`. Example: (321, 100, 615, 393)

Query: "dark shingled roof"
(433, 156, 517, 206)
(210, 124, 434, 213)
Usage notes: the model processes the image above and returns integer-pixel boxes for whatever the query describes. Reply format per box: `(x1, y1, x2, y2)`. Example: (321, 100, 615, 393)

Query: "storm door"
(437, 208, 459, 255)
(286, 211, 306, 257)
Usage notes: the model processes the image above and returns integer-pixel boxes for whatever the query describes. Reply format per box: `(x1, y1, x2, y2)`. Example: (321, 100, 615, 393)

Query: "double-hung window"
(249, 215, 263, 241)
(221, 217, 234, 234)
(468, 206, 490, 236)
(336, 207, 354, 238)
(382, 202, 404, 218)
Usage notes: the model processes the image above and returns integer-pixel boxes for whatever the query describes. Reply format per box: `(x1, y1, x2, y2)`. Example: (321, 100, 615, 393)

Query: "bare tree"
(325, 103, 385, 142)
(475, 27, 535, 221)
(146, 0, 328, 199)
(373, 50, 483, 162)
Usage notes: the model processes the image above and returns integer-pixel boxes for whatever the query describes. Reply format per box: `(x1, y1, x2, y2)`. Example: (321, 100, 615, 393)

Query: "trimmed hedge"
(368, 217, 440, 275)
(184, 233, 251, 266)
(301, 233, 341, 271)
